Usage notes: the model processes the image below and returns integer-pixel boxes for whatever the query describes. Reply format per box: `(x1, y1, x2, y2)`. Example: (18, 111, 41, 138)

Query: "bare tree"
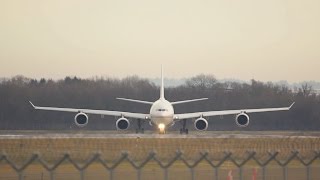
(185, 74, 217, 89)
(300, 83, 313, 97)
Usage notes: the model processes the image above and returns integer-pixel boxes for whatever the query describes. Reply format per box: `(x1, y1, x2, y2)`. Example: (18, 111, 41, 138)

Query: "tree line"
(0, 75, 319, 130)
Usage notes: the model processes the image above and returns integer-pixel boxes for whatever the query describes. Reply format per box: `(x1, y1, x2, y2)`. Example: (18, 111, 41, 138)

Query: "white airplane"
(29, 67, 295, 134)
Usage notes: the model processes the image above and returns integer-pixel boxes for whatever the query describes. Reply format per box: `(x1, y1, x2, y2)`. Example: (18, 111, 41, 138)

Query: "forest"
(0, 74, 319, 131)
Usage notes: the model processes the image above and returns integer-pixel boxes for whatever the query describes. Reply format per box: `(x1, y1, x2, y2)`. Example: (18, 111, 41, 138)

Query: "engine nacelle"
(194, 117, 208, 131)
(74, 112, 88, 127)
(235, 113, 250, 127)
(116, 117, 130, 130)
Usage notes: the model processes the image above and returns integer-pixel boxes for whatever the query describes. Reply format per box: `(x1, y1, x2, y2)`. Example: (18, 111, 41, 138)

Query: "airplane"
(29, 67, 295, 134)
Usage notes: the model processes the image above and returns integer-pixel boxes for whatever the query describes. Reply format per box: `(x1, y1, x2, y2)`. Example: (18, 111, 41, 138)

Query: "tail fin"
(160, 65, 165, 99)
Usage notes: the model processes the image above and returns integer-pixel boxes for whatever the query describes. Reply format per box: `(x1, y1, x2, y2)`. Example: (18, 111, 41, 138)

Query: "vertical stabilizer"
(160, 65, 165, 99)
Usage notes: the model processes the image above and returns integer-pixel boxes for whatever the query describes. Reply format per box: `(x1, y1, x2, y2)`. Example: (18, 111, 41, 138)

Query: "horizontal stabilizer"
(171, 98, 208, 105)
(116, 98, 154, 105)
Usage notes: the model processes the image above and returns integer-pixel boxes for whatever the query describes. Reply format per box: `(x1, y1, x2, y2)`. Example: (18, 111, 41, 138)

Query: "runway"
(0, 130, 319, 139)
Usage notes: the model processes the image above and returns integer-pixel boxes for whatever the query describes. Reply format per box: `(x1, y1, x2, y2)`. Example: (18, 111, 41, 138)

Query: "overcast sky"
(0, 0, 319, 82)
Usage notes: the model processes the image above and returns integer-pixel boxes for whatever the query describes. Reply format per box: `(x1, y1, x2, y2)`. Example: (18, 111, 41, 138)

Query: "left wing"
(29, 101, 150, 119)
(175, 102, 295, 120)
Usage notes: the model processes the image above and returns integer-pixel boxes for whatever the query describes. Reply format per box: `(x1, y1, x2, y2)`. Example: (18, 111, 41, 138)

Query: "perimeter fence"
(1, 150, 320, 180)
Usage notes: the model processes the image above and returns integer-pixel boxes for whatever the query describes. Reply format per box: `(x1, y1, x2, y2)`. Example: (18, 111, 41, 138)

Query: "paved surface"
(0, 130, 319, 139)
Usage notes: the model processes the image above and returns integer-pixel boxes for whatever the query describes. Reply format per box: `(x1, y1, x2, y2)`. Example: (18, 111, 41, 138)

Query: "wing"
(175, 102, 295, 120)
(29, 101, 150, 119)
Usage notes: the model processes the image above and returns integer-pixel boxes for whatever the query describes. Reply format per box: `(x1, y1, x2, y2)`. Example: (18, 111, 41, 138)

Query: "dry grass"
(1, 132, 320, 162)
(1, 131, 320, 180)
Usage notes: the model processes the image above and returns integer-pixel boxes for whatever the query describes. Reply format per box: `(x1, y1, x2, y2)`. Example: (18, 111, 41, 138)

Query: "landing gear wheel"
(180, 128, 188, 134)
(136, 128, 145, 134)
(136, 119, 144, 134)
(179, 119, 188, 134)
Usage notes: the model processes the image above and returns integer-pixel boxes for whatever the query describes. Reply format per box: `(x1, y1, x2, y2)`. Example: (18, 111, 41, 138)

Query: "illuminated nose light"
(158, 123, 165, 129)
(158, 123, 165, 134)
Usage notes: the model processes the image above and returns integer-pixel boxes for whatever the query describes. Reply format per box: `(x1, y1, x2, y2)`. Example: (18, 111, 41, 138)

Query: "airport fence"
(1, 150, 320, 180)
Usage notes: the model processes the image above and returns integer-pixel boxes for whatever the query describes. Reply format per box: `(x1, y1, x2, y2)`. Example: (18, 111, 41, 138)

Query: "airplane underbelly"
(151, 116, 173, 125)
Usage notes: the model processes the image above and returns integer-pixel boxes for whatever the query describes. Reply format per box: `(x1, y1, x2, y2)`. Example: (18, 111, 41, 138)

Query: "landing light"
(158, 123, 165, 134)
(158, 123, 165, 129)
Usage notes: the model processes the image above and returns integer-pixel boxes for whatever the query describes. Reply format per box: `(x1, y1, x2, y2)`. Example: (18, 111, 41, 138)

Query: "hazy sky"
(0, 0, 319, 82)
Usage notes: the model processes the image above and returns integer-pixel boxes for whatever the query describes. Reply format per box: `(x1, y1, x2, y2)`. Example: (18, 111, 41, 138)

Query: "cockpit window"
(157, 109, 168, 112)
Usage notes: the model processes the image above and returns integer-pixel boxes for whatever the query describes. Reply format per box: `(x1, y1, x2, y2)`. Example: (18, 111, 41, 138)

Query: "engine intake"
(116, 117, 130, 130)
(235, 113, 250, 127)
(194, 117, 208, 131)
(74, 112, 88, 127)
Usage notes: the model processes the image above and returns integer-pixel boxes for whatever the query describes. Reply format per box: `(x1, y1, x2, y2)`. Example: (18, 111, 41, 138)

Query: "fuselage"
(150, 98, 174, 128)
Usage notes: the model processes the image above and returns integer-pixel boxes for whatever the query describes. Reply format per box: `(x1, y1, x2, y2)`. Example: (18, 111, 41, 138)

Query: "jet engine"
(235, 113, 250, 127)
(116, 117, 130, 130)
(194, 117, 208, 131)
(74, 112, 88, 127)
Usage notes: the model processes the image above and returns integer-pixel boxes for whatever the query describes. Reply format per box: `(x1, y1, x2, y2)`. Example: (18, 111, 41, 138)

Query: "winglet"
(289, 102, 295, 109)
(29, 101, 36, 108)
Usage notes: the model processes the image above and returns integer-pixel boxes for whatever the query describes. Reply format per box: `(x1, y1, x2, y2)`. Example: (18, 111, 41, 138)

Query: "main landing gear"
(135, 119, 144, 134)
(180, 119, 189, 134)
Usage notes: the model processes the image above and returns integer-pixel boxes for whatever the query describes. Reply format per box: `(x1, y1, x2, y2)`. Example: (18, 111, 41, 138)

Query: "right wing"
(29, 101, 150, 119)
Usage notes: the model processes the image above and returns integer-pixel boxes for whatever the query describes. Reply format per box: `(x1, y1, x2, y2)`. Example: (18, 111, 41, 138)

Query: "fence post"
(80, 170, 85, 180)
(109, 170, 114, 180)
(164, 168, 168, 180)
(306, 165, 310, 180)
(49, 171, 55, 180)
(262, 166, 266, 180)
(283, 166, 288, 180)
(190, 168, 195, 180)
(137, 169, 141, 180)
(239, 167, 243, 180)
(18, 172, 23, 180)
(214, 167, 218, 180)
